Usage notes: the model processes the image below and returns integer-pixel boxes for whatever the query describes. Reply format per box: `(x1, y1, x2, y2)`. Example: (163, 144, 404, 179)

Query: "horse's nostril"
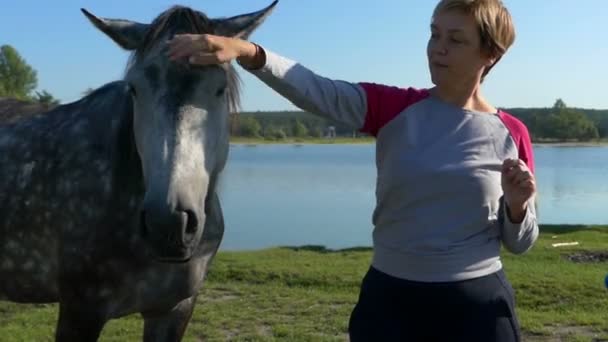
(185, 210, 198, 235)
(140, 210, 148, 238)
(139, 206, 199, 247)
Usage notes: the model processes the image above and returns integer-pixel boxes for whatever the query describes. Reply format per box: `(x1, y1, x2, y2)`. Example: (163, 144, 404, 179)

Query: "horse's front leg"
(55, 299, 108, 342)
(141, 296, 198, 342)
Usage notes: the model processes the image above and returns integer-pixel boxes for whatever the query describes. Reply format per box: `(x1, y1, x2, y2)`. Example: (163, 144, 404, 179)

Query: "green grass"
(1, 225, 607, 341)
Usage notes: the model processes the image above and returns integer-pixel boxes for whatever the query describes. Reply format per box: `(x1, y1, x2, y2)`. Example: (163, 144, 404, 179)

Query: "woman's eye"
(450, 37, 463, 44)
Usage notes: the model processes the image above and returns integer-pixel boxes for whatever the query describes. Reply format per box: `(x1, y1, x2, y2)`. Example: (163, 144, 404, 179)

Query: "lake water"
(216, 144, 608, 251)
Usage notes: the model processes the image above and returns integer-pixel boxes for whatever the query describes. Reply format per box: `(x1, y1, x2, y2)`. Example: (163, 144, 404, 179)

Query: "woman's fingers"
(514, 170, 532, 185)
(189, 52, 221, 65)
(165, 34, 236, 65)
(167, 34, 211, 60)
(501, 158, 519, 173)
(168, 42, 197, 60)
(502, 158, 534, 186)
(520, 179, 535, 190)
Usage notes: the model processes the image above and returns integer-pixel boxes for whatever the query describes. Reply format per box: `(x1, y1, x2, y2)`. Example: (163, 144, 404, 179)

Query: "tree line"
(2, 44, 606, 142)
(229, 111, 361, 140)
(232, 99, 608, 142)
(507, 99, 607, 142)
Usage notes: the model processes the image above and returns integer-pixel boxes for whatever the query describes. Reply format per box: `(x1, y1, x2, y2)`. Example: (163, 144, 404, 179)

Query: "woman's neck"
(430, 84, 497, 114)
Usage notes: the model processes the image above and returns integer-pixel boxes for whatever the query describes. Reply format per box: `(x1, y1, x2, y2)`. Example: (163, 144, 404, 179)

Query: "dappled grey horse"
(0, 2, 277, 341)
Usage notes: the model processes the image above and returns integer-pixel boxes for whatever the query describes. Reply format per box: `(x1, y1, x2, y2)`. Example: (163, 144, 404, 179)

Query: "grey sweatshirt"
(244, 48, 539, 282)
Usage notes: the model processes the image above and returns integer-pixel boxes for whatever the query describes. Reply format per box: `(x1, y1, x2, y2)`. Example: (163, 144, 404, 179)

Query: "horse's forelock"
(127, 6, 241, 114)
(137, 6, 214, 57)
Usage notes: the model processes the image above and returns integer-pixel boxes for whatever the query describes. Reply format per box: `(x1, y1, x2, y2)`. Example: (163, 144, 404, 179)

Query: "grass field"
(0, 225, 607, 341)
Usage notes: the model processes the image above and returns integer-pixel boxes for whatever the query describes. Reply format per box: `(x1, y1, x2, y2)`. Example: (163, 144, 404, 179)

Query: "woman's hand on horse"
(167, 34, 257, 65)
(501, 158, 536, 223)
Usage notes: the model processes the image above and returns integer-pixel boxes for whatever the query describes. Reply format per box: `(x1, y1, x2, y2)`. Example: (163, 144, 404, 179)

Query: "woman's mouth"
(432, 62, 449, 68)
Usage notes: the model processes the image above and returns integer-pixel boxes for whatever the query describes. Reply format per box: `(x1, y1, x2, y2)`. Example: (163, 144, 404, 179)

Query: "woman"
(168, 0, 538, 340)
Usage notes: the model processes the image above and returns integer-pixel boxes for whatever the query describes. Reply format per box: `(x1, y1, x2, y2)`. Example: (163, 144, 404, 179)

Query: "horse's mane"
(0, 97, 56, 125)
(129, 5, 241, 113)
(78, 82, 143, 194)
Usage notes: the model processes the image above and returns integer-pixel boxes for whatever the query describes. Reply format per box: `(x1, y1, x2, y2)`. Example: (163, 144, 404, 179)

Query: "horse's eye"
(129, 85, 137, 97)
(215, 87, 226, 97)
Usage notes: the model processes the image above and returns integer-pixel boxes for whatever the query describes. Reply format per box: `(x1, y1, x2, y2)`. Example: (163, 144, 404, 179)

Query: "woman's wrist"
(506, 202, 527, 223)
(236, 40, 265, 70)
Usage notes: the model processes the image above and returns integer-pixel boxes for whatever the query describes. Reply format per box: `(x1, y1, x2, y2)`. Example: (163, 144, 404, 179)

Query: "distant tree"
(34, 90, 60, 107)
(0, 45, 38, 100)
(239, 116, 262, 137)
(310, 125, 324, 138)
(553, 98, 567, 110)
(264, 125, 287, 140)
(526, 112, 543, 140)
(543, 99, 599, 141)
(292, 119, 309, 138)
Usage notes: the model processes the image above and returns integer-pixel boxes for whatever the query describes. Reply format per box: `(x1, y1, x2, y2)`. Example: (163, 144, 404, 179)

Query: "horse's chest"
(105, 263, 201, 317)
(0, 236, 60, 302)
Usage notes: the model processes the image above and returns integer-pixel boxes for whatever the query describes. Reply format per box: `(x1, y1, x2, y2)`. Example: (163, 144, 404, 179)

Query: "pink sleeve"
(498, 111, 535, 174)
(358, 83, 430, 136)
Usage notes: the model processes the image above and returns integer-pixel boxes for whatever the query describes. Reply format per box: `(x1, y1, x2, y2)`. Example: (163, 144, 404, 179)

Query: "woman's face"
(427, 10, 494, 87)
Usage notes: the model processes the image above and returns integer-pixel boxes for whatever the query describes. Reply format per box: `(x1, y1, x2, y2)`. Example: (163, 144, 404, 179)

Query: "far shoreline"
(229, 137, 608, 147)
(533, 141, 608, 147)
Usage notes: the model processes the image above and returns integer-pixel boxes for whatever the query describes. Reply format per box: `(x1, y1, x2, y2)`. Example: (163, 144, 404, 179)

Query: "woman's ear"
(486, 54, 497, 68)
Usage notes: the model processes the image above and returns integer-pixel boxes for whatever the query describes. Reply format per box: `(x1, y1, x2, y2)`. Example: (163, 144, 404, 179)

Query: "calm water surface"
(216, 144, 608, 251)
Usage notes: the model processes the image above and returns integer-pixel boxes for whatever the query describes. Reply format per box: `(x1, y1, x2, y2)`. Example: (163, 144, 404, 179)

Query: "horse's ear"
(81, 8, 149, 50)
(211, 0, 278, 39)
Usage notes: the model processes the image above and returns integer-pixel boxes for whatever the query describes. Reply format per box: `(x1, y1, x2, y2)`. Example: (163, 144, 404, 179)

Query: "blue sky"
(3, 0, 607, 110)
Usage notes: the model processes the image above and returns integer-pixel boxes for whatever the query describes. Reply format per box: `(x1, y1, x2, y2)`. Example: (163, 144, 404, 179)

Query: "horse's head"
(82, 2, 277, 262)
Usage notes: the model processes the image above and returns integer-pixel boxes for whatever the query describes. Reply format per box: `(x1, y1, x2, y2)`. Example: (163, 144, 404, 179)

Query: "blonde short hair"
(433, 0, 515, 78)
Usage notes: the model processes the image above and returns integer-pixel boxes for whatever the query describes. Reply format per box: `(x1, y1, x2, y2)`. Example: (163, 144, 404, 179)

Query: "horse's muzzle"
(139, 205, 201, 261)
